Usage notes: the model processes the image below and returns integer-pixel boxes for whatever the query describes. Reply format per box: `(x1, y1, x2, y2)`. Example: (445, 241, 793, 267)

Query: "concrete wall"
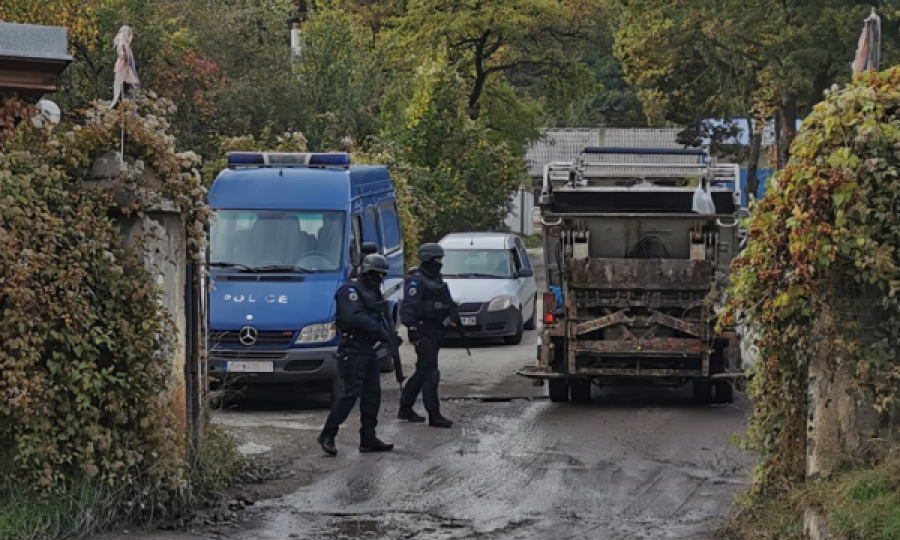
(505, 186, 535, 235)
(119, 212, 188, 441)
(93, 154, 191, 444)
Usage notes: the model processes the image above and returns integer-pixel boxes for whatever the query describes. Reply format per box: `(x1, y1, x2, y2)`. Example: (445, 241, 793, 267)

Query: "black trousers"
(321, 349, 381, 443)
(399, 333, 442, 415)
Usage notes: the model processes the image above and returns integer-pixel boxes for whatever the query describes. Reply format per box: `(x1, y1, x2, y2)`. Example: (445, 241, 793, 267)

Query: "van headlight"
(295, 322, 336, 344)
(487, 295, 513, 312)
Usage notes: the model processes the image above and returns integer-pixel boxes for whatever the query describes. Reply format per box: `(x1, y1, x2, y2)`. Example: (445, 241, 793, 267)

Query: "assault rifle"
(379, 313, 405, 387)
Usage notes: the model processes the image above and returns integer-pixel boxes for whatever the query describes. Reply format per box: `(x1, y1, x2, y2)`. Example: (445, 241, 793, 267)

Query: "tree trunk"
(468, 38, 487, 120)
(746, 120, 763, 204)
(779, 92, 798, 167)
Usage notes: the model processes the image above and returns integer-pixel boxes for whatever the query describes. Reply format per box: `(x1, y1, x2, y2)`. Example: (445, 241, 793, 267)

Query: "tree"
(381, 58, 526, 241)
(615, 0, 900, 175)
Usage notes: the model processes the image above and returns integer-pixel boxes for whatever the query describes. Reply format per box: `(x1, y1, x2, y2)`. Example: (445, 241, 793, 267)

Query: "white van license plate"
(461, 317, 476, 326)
(224, 361, 274, 373)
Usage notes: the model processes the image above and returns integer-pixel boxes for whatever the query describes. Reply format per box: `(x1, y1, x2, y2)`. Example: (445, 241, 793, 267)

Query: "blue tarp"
(739, 168, 773, 207)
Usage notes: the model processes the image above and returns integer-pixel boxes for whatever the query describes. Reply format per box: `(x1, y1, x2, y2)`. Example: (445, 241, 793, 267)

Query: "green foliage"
(829, 467, 900, 540)
(723, 456, 900, 540)
(0, 481, 111, 540)
(521, 234, 542, 249)
(0, 93, 231, 535)
(202, 130, 309, 186)
(614, 0, 900, 138)
(723, 67, 900, 500)
(382, 58, 526, 241)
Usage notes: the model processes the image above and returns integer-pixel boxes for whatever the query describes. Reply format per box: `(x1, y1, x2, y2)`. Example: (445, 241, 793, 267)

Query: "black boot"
(317, 433, 337, 456)
(428, 414, 453, 428)
(359, 437, 395, 453)
(398, 408, 425, 422)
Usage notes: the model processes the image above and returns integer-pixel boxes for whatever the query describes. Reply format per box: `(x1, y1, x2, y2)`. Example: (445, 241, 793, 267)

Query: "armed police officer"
(397, 243, 458, 428)
(318, 253, 399, 456)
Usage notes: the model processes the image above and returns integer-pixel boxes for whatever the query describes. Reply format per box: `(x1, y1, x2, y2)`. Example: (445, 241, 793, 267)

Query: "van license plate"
(224, 361, 274, 373)
(461, 317, 476, 326)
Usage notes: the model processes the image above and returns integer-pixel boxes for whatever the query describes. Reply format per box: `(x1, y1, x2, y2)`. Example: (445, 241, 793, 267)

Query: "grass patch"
(720, 492, 806, 540)
(521, 233, 542, 249)
(825, 462, 900, 540)
(185, 424, 247, 502)
(0, 483, 115, 540)
(0, 425, 245, 540)
(722, 456, 900, 540)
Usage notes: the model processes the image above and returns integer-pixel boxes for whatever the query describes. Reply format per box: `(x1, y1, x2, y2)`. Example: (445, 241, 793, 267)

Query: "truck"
(516, 147, 745, 404)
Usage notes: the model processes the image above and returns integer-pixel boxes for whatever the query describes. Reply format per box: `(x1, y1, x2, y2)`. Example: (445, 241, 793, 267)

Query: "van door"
(362, 206, 381, 252)
(349, 215, 362, 268)
(513, 237, 536, 320)
(377, 201, 404, 303)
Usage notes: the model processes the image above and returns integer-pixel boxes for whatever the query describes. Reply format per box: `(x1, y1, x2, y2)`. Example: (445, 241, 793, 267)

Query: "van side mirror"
(518, 268, 534, 278)
(361, 242, 378, 256)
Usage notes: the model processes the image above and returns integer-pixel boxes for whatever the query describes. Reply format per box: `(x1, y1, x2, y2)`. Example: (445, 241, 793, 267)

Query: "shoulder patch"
(346, 286, 359, 302)
(408, 286, 417, 297)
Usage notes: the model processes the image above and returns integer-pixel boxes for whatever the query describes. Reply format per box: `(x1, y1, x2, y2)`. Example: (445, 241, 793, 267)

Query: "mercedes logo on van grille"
(238, 326, 258, 346)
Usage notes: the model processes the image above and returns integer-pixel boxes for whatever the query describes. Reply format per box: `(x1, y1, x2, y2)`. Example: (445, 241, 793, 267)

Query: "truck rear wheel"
(714, 380, 734, 404)
(570, 379, 592, 403)
(548, 379, 569, 402)
(692, 380, 712, 404)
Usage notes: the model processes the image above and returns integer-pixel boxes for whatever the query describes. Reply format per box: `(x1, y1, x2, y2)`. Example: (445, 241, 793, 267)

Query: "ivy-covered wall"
(725, 67, 900, 500)
(0, 93, 211, 507)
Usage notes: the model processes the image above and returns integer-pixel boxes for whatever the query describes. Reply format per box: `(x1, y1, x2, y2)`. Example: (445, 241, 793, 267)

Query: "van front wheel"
(504, 309, 524, 345)
(524, 296, 537, 330)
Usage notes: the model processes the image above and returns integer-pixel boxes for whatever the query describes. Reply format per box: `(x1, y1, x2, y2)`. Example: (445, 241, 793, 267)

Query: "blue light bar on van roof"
(226, 152, 351, 169)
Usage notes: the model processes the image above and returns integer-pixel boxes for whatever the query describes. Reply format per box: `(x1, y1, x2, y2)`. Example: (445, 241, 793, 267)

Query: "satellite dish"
(31, 99, 61, 128)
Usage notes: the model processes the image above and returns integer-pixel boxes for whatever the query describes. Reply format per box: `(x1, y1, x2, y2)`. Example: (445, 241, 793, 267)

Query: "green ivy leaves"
(724, 67, 900, 499)
(0, 93, 207, 505)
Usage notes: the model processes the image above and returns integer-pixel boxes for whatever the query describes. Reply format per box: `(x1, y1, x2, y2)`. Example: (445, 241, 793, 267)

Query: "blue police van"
(207, 151, 405, 400)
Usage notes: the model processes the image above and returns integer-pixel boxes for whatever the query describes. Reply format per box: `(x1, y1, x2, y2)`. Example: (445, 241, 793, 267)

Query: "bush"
(0, 93, 237, 537)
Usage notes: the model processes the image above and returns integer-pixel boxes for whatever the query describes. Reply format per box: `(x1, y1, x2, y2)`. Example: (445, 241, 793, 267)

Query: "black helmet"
(361, 253, 389, 275)
(417, 243, 444, 262)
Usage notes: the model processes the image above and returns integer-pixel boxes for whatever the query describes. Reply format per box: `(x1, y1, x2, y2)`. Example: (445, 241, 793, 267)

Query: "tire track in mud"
(239, 398, 751, 540)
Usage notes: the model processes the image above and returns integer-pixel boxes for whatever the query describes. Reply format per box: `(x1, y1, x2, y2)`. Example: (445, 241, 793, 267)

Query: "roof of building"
(0, 22, 72, 62)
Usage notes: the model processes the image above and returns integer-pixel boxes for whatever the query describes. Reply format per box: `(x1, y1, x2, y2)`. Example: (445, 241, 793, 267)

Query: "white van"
(438, 232, 538, 345)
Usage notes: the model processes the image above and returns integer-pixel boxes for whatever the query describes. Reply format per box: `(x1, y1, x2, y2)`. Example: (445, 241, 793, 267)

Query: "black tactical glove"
(407, 326, 422, 343)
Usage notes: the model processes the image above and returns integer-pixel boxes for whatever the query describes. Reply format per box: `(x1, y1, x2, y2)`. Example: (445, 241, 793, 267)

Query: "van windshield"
(210, 210, 345, 272)
(441, 249, 514, 279)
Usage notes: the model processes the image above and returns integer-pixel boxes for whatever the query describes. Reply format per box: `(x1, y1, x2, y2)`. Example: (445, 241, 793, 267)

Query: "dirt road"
(95, 249, 753, 540)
